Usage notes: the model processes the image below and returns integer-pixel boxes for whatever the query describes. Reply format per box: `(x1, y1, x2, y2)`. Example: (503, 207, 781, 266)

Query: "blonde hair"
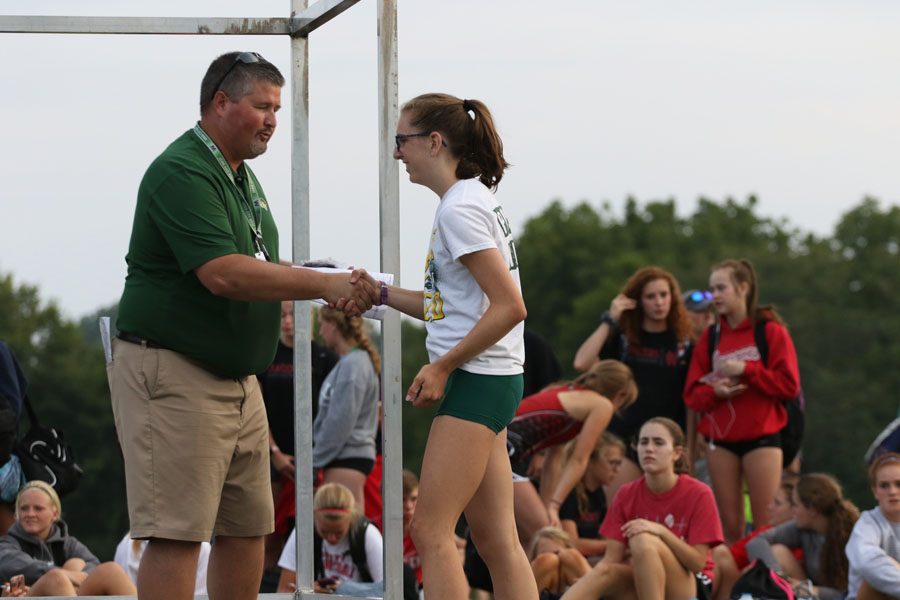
(527, 526, 573, 560)
(572, 360, 638, 413)
(319, 306, 381, 373)
(15, 480, 61, 521)
(314, 482, 357, 523)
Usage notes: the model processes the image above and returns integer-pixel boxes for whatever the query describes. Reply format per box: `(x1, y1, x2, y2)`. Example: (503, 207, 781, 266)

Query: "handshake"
(311, 265, 390, 317)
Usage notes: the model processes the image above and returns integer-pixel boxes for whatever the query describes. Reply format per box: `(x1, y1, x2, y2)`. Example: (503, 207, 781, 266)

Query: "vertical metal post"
(290, 0, 316, 594)
(377, 1, 402, 599)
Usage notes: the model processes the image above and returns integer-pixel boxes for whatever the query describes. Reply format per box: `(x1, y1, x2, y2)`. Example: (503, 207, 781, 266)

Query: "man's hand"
(323, 270, 378, 315)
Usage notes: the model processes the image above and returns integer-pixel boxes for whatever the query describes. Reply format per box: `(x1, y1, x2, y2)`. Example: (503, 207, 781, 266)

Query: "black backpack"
(707, 320, 805, 467)
(730, 559, 795, 600)
(0, 342, 26, 467)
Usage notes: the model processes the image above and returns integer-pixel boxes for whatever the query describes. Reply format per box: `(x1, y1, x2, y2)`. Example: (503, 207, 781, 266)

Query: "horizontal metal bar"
(290, 0, 363, 37)
(0, 15, 290, 35)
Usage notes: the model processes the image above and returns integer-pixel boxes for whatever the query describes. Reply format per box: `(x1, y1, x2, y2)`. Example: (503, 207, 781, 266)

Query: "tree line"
(0, 195, 896, 558)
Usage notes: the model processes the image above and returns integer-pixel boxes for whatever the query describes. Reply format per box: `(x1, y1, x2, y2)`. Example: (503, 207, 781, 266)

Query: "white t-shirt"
(113, 534, 210, 595)
(278, 523, 383, 583)
(423, 178, 524, 374)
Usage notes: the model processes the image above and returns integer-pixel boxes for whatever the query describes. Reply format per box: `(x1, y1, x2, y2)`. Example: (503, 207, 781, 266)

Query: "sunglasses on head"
(689, 290, 712, 303)
(212, 52, 264, 94)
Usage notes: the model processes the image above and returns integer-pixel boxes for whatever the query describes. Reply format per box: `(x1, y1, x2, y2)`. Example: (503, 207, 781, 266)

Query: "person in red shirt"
(401, 470, 423, 586)
(561, 417, 724, 600)
(684, 259, 800, 544)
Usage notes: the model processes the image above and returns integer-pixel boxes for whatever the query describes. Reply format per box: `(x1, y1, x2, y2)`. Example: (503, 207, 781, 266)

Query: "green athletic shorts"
(436, 369, 524, 433)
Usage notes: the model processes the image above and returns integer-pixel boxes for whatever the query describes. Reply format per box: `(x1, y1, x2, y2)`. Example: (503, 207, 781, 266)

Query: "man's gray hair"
(199, 52, 285, 115)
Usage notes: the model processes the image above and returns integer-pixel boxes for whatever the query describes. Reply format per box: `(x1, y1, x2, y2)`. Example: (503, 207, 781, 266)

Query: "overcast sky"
(2, 1, 899, 318)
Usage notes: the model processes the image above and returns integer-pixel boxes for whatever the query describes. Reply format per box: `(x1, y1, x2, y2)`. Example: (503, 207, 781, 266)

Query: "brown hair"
(641, 417, 690, 475)
(319, 306, 381, 373)
(402, 93, 509, 191)
(402, 469, 419, 497)
(711, 258, 785, 325)
(200, 51, 284, 114)
(868, 452, 900, 488)
(795, 473, 859, 590)
(565, 432, 625, 515)
(572, 360, 638, 414)
(527, 526, 574, 561)
(618, 266, 692, 347)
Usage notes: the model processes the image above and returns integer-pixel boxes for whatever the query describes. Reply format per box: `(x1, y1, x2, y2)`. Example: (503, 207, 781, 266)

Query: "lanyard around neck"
(192, 123, 269, 259)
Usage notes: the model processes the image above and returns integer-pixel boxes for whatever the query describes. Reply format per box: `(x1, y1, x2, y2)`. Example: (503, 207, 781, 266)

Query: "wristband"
(600, 310, 618, 328)
(378, 283, 388, 306)
(270, 445, 280, 454)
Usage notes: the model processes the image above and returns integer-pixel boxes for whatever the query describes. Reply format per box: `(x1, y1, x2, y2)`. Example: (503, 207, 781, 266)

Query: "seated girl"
(561, 417, 724, 600)
(746, 472, 859, 600)
(0, 481, 136, 597)
(277, 482, 383, 597)
(558, 433, 625, 558)
(846, 452, 900, 600)
(528, 527, 591, 599)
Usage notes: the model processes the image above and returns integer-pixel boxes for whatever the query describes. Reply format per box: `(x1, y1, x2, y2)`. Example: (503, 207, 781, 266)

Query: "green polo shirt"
(117, 128, 280, 378)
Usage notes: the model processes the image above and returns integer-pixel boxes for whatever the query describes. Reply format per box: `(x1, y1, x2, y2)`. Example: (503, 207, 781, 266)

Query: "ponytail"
(319, 307, 381, 373)
(402, 93, 509, 191)
(713, 258, 785, 325)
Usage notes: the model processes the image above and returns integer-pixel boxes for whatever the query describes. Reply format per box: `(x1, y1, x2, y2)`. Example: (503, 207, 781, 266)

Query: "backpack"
(0, 342, 26, 467)
(730, 559, 794, 600)
(707, 320, 805, 467)
(314, 516, 373, 583)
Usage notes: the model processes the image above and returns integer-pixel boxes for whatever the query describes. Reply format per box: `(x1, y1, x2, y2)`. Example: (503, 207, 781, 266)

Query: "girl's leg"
(711, 545, 740, 600)
(557, 548, 591, 587)
(857, 580, 895, 600)
(410, 416, 499, 600)
(27, 569, 76, 596)
(628, 532, 696, 600)
(706, 446, 745, 544)
(560, 562, 636, 600)
(771, 544, 806, 580)
(322, 467, 368, 514)
(606, 457, 642, 501)
(77, 561, 137, 596)
(465, 429, 538, 600)
(531, 553, 561, 593)
(513, 479, 550, 546)
(742, 447, 783, 529)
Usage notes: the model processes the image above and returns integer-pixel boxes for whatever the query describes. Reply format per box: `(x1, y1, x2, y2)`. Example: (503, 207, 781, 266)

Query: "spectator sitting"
(747, 472, 859, 600)
(846, 452, 900, 600)
(0, 481, 136, 596)
(114, 533, 211, 595)
(528, 527, 590, 598)
(558, 433, 625, 558)
(277, 482, 382, 597)
(712, 477, 802, 600)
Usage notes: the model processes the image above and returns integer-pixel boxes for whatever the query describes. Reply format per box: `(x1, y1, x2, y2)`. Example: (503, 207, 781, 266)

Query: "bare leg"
(464, 430, 539, 600)
(557, 548, 591, 587)
(606, 457, 642, 501)
(323, 467, 368, 514)
(629, 532, 696, 600)
(27, 570, 76, 597)
(77, 562, 137, 596)
(513, 479, 550, 547)
(560, 561, 637, 600)
(742, 447, 783, 529)
(531, 553, 562, 593)
(711, 545, 740, 600)
(411, 416, 499, 600)
(137, 539, 200, 600)
(706, 446, 745, 544)
(207, 535, 265, 600)
(857, 580, 895, 600)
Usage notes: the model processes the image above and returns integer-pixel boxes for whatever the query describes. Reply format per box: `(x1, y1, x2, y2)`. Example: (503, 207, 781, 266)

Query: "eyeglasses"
(607, 459, 624, 468)
(211, 51, 263, 94)
(689, 290, 713, 303)
(394, 132, 449, 152)
(394, 132, 431, 151)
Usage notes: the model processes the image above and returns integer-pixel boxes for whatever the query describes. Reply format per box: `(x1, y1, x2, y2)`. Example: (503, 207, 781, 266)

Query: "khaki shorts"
(108, 339, 274, 541)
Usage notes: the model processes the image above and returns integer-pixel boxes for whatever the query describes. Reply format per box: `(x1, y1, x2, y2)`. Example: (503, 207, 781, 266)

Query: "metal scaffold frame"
(0, 1, 402, 598)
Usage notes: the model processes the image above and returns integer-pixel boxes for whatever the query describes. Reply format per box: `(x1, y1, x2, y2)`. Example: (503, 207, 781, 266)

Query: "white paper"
(99, 316, 112, 364)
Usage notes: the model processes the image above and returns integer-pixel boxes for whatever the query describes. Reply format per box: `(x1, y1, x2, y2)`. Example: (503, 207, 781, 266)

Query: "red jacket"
(684, 317, 800, 443)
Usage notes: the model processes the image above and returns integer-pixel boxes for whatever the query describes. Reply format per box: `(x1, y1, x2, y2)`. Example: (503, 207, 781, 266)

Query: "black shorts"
(695, 571, 713, 600)
(323, 456, 375, 475)
(708, 433, 781, 458)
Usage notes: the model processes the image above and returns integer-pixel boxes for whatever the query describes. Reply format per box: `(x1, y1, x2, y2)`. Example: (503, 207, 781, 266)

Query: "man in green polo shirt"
(109, 52, 377, 600)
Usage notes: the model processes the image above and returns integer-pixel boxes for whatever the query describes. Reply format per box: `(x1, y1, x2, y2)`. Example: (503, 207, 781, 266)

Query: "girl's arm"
(547, 400, 614, 521)
(572, 323, 612, 373)
(560, 519, 609, 557)
(621, 519, 708, 573)
(382, 285, 426, 320)
(683, 328, 719, 413)
(407, 247, 526, 406)
(846, 513, 900, 598)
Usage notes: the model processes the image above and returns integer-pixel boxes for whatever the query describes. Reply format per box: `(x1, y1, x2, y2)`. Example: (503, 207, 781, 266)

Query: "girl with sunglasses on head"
(846, 453, 900, 600)
(379, 93, 535, 600)
(684, 258, 801, 544)
(561, 417, 724, 600)
(573, 266, 694, 495)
